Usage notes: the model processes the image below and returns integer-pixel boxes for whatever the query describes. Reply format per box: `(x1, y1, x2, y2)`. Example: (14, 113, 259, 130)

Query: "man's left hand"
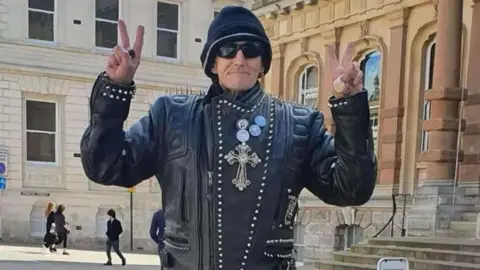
(326, 42, 364, 99)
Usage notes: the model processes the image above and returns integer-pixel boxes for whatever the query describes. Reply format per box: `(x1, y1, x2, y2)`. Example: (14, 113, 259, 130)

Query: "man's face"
(211, 41, 264, 92)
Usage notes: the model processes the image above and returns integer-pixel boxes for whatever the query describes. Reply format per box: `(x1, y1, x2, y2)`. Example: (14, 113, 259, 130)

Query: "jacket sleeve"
(80, 72, 165, 188)
(116, 220, 123, 235)
(149, 212, 159, 244)
(303, 90, 377, 207)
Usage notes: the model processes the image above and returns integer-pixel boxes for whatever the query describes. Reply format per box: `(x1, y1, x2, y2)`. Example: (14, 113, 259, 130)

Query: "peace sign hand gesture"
(106, 19, 144, 86)
(326, 42, 364, 98)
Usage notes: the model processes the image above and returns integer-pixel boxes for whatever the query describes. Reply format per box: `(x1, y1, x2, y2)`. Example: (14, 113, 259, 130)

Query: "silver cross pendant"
(224, 143, 261, 191)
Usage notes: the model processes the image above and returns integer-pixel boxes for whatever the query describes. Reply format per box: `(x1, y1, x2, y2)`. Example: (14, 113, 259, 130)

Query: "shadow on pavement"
(0, 260, 160, 269)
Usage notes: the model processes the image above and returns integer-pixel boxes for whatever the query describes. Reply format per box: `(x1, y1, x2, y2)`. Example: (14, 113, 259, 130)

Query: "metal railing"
(372, 194, 408, 238)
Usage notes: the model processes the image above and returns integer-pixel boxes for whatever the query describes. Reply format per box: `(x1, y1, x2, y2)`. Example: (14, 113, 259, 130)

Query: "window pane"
(361, 51, 381, 102)
(306, 66, 318, 89)
(26, 101, 56, 132)
(96, 0, 119, 21)
(28, 11, 54, 41)
(29, 0, 54, 11)
(427, 43, 436, 90)
(214, 11, 220, 19)
(157, 30, 177, 58)
(157, 2, 178, 30)
(96, 21, 118, 48)
(27, 132, 56, 162)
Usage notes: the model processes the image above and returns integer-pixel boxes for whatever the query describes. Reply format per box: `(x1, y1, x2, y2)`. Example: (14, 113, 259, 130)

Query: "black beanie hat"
(200, 6, 272, 80)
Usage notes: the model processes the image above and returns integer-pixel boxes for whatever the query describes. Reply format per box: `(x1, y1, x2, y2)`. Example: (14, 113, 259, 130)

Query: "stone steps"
(315, 237, 480, 270)
(461, 212, 478, 222)
(441, 220, 478, 238)
(315, 260, 376, 270)
(367, 237, 480, 252)
(332, 251, 480, 270)
(350, 244, 480, 264)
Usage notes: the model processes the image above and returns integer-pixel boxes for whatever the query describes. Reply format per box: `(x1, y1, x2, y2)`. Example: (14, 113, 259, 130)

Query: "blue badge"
(249, 125, 261, 137)
(236, 119, 249, 130)
(236, 130, 250, 143)
(254, 116, 266, 127)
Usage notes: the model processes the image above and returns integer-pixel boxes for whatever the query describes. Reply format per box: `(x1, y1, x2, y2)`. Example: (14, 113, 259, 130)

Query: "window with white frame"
(28, 0, 55, 41)
(360, 51, 382, 153)
(298, 65, 318, 108)
(157, 1, 179, 59)
(214, 11, 220, 19)
(370, 112, 379, 153)
(421, 38, 436, 152)
(95, 0, 119, 48)
(26, 100, 57, 163)
(334, 225, 365, 251)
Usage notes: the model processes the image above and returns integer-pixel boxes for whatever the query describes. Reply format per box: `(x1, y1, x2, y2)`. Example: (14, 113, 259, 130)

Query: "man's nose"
(233, 50, 246, 65)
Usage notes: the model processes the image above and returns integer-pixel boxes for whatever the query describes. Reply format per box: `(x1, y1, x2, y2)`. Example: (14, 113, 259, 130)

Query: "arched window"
(95, 208, 109, 238)
(421, 38, 436, 152)
(30, 206, 46, 237)
(298, 65, 318, 108)
(360, 51, 382, 153)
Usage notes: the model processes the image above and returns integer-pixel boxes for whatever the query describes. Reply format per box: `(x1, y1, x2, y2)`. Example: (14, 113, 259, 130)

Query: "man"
(149, 209, 165, 264)
(104, 209, 126, 266)
(80, 6, 376, 270)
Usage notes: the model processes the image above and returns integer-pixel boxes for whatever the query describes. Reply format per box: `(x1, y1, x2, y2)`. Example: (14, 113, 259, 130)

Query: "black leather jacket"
(81, 73, 377, 270)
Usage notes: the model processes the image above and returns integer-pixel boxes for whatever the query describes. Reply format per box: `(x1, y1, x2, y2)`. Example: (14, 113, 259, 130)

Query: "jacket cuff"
(90, 72, 137, 120)
(327, 90, 369, 116)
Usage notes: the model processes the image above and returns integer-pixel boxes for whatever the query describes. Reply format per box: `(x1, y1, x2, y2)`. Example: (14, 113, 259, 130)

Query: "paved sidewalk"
(0, 244, 317, 269)
(0, 244, 159, 269)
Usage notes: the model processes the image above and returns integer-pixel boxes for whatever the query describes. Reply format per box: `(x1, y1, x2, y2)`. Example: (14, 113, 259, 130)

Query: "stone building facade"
(0, 0, 245, 252)
(253, 0, 480, 265)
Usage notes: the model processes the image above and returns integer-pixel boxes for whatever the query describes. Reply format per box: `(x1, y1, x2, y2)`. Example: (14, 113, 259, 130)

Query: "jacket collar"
(203, 82, 264, 109)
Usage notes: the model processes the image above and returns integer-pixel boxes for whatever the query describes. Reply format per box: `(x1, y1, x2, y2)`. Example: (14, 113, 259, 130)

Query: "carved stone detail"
(359, 20, 369, 39)
(264, 24, 274, 37)
(432, 0, 439, 20)
(300, 37, 309, 53)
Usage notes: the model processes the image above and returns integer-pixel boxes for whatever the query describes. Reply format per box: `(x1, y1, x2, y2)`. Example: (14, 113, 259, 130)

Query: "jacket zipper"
(197, 106, 206, 270)
(197, 101, 215, 270)
(207, 100, 216, 269)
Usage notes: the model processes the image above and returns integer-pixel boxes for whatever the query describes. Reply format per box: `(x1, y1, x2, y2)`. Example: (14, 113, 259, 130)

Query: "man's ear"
(258, 65, 265, 78)
(211, 63, 217, 74)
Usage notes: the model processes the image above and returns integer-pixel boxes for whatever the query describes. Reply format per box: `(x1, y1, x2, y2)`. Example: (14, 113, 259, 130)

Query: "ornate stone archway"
(401, 20, 468, 193)
(285, 51, 323, 104)
(29, 198, 56, 238)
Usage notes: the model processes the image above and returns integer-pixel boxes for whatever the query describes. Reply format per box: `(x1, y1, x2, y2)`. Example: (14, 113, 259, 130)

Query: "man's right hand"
(106, 19, 144, 86)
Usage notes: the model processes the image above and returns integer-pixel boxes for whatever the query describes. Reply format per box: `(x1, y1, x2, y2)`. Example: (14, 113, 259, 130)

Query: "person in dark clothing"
(42, 201, 57, 253)
(104, 209, 126, 266)
(54, 204, 70, 255)
(80, 6, 376, 270)
(149, 209, 165, 261)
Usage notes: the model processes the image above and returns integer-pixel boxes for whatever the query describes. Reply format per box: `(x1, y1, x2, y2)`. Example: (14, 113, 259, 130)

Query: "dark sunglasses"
(217, 42, 264, 59)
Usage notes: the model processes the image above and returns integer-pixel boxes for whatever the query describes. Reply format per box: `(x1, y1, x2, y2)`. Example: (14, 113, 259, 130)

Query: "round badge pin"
(249, 125, 261, 137)
(236, 119, 249, 130)
(254, 115, 266, 128)
(236, 129, 250, 143)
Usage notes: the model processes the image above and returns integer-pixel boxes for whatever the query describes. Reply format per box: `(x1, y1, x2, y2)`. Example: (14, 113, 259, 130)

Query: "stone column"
(459, 0, 480, 192)
(420, 0, 464, 182)
(269, 44, 285, 98)
(376, 9, 409, 194)
(321, 28, 342, 133)
(407, 0, 464, 237)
